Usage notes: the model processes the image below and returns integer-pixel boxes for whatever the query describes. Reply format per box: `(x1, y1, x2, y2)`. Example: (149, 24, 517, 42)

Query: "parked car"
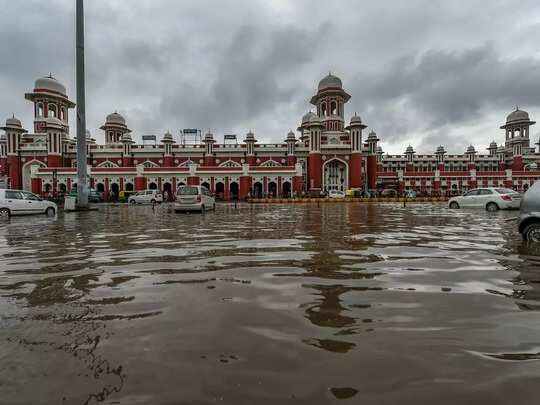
(0, 189, 57, 218)
(404, 190, 417, 198)
(329, 189, 346, 199)
(69, 188, 104, 203)
(519, 182, 540, 241)
(381, 189, 398, 197)
(174, 185, 215, 212)
(128, 190, 163, 204)
(448, 187, 521, 211)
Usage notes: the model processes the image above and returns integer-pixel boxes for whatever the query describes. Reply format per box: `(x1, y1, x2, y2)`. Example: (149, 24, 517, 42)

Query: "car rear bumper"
(174, 202, 204, 211)
(500, 200, 521, 210)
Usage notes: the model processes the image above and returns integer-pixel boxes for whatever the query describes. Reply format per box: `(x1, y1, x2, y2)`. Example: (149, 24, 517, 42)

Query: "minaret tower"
(501, 107, 536, 171)
(285, 130, 297, 166)
(44, 117, 65, 168)
(307, 115, 324, 194)
(162, 131, 175, 166)
(203, 131, 216, 166)
(1, 116, 27, 189)
(244, 131, 257, 165)
(310, 73, 351, 133)
(25, 75, 75, 133)
(346, 114, 367, 188)
(121, 132, 135, 167)
(100, 112, 131, 145)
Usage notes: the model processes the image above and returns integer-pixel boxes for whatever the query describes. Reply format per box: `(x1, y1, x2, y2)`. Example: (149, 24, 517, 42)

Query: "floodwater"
(1, 203, 540, 404)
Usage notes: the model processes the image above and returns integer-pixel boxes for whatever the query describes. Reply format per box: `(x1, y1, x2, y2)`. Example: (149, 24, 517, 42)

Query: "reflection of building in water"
(2, 74, 540, 199)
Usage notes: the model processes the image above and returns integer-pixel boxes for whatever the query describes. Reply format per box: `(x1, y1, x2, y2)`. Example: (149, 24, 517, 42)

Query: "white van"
(0, 189, 57, 218)
(175, 185, 215, 212)
(128, 190, 163, 204)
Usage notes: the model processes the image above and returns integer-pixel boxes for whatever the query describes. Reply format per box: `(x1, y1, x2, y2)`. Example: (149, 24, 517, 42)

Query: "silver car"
(519, 182, 540, 241)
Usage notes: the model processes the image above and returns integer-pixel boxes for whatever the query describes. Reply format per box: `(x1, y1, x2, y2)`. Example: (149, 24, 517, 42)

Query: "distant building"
(1, 73, 539, 199)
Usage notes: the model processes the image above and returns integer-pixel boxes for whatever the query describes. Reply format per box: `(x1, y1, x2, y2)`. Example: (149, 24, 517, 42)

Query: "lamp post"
(76, 0, 89, 208)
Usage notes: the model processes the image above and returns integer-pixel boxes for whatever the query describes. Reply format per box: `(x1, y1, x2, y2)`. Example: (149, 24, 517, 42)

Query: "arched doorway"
(268, 181, 277, 197)
(282, 181, 291, 197)
(215, 182, 225, 200)
(230, 182, 239, 200)
(96, 183, 105, 193)
(22, 160, 45, 191)
(253, 182, 263, 198)
(201, 182, 210, 190)
(59, 183, 67, 194)
(44, 183, 52, 194)
(163, 182, 172, 200)
(148, 182, 157, 190)
(125, 182, 134, 192)
(323, 159, 348, 192)
(111, 183, 120, 200)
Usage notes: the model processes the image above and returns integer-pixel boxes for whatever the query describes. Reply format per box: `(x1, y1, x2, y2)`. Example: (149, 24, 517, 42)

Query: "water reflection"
(1, 203, 540, 403)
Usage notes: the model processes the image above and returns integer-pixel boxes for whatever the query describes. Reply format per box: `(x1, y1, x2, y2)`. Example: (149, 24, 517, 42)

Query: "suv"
(0, 189, 57, 218)
(175, 185, 215, 212)
(448, 188, 521, 211)
(128, 190, 163, 204)
(519, 182, 540, 241)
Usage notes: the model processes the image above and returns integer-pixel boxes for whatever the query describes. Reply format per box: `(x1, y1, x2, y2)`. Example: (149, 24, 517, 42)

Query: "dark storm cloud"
(1, 0, 540, 152)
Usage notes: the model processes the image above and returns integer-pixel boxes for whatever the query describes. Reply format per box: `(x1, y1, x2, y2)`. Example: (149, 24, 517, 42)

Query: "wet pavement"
(1, 202, 540, 404)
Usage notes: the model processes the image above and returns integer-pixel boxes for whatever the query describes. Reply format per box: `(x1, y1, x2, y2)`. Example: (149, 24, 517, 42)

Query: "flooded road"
(2, 203, 540, 404)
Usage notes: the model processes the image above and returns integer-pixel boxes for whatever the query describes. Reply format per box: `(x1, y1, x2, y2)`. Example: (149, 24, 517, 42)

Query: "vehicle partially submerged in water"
(519, 182, 540, 241)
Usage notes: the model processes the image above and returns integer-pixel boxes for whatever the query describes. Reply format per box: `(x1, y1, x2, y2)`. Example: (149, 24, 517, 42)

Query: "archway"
(201, 182, 210, 191)
(59, 183, 67, 194)
(111, 183, 120, 200)
(253, 182, 263, 198)
(125, 182, 134, 192)
(44, 183, 52, 194)
(163, 182, 172, 200)
(148, 182, 157, 190)
(22, 160, 46, 191)
(230, 182, 239, 200)
(96, 183, 105, 193)
(323, 158, 348, 192)
(268, 181, 277, 197)
(282, 181, 291, 197)
(215, 182, 225, 200)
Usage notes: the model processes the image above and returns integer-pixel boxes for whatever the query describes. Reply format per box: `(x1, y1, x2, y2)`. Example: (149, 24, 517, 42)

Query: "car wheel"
(0, 208, 11, 219)
(524, 223, 540, 242)
(45, 207, 56, 217)
(449, 201, 460, 209)
(129, 199, 136, 205)
(486, 202, 499, 212)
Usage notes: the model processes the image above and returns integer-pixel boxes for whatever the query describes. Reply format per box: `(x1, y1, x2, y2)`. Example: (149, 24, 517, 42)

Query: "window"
(464, 190, 479, 197)
(330, 101, 337, 115)
(60, 107, 66, 121)
(219, 160, 241, 167)
(48, 104, 57, 118)
(478, 189, 493, 195)
(22, 191, 41, 201)
(5, 191, 23, 199)
(37, 103, 44, 117)
(178, 186, 199, 195)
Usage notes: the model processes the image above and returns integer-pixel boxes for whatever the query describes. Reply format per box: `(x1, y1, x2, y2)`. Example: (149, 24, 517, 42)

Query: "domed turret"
(286, 130, 296, 140)
(466, 145, 476, 154)
(34, 75, 67, 97)
(405, 145, 415, 154)
(318, 73, 342, 91)
(506, 108, 529, 124)
(105, 111, 126, 126)
(162, 131, 174, 143)
(100, 111, 131, 144)
(350, 114, 363, 124)
(301, 111, 316, 125)
(1, 115, 26, 133)
(436, 145, 446, 155)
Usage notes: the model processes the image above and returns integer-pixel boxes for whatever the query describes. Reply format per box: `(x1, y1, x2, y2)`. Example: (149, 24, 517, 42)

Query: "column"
(349, 154, 362, 188)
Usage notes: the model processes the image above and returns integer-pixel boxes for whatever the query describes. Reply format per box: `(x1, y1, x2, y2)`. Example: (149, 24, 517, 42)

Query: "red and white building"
(1, 73, 540, 199)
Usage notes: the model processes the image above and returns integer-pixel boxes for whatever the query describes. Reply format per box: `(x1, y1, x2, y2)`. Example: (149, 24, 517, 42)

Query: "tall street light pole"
(76, 0, 88, 208)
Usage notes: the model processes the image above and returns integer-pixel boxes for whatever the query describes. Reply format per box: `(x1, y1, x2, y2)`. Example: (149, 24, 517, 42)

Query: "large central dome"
(506, 108, 529, 123)
(34, 75, 67, 96)
(318, 73, 342, 90)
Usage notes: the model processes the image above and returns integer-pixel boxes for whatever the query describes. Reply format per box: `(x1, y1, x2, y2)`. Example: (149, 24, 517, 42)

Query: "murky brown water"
(2, 203, 540, 404)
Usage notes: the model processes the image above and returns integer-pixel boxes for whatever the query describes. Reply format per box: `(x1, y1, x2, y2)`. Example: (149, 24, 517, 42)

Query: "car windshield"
(495, 188, 517, 194)
(178, 186, 199, 195)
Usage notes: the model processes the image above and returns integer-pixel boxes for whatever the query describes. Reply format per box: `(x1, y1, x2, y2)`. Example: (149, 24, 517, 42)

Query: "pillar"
(349, 154, 362, 188)
(239, 176, 251, 199)
(7, 156, 21, 190)
(104, 178, 110, 200)
(366, 155, 377, 190)
(292, 176, 303, 195)
(31, 178, 42, 195)
(224, 177, 230, 201)
(187, 176, 199, 186)
(308, 153, 322, 194)
(135, 176, 146, 191)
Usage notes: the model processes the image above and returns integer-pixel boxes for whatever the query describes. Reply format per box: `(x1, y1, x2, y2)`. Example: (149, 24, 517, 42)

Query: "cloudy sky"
(1, 0, 540, 154)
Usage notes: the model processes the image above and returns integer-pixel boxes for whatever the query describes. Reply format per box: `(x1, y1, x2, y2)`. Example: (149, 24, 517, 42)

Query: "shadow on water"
(2, 203, 540, 403)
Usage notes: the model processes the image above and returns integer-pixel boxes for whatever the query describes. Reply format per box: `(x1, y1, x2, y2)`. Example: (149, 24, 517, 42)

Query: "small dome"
(286, 130, 296, 140)
(436, 145, 446, 154)
(105, 111, 126, 125)
(5, 116, 22, 128)
(318, 73, 342, 90)
(367, 130, 378, 140)
(121, 132, 133, 142)
(489, 141, 498, 148)
(466, 145, 476, 154)
(376, 146, 383, 154)
(302, 111, 316, 124)
(162, 131, 173, 142)
(350, 114, 363, 124)
(245, 131, 256, 141)
(204, 132, 214, 142)
(309, 114, 322, 124)
(34, 75, 67, 96)
(405, 145, 415, 154)
(506, 108, 529, 123)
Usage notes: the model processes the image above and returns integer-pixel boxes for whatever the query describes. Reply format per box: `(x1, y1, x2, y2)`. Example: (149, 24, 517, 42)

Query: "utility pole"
(76, 0, 88, 208)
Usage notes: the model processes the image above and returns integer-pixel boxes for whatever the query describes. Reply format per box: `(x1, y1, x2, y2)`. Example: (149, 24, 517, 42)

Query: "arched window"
(219, 160, 241, 167)
(321, 102, 327, 116)
(330, 101, 337, 115)
(261, 160, 282, 167)
(48, 104, 57, 118)
(60, 107, 66, 121)
(142, 160, 159, 168)
(97, 160, 119, 168)
(37, 103, 44, 117)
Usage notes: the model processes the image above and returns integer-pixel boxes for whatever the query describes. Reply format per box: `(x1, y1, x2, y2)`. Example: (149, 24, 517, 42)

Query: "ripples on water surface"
(2, 203, 540, 404)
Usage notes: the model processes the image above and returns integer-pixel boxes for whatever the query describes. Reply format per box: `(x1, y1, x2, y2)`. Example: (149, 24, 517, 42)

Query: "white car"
(448, 187, 521, 211)
(0, 189, 57, 218)
(328, 189, 346, 199)
(175, 185, 215, 212)
(128, 190, 163, 204)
